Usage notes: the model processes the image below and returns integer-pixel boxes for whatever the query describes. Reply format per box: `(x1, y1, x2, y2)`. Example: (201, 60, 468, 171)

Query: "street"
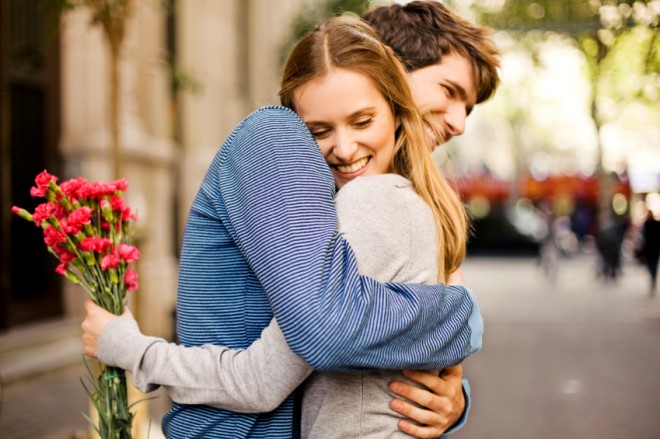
(1, 254, 658, 438)
(456, 254, 660, 439)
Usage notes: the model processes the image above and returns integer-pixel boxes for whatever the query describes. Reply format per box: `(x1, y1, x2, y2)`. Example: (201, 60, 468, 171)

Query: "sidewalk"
(0, 359, 169, 439)
(1, 253, 657, 438)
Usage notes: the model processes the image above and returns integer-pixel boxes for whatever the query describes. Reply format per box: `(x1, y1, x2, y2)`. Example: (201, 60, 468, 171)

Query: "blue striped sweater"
(162, 106, 482, 438)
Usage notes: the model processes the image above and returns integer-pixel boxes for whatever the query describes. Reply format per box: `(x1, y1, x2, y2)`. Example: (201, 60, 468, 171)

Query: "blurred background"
(0, 0, 658, 438)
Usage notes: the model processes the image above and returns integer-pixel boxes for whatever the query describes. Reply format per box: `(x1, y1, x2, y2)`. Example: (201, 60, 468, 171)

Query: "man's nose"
(445, 104, 467, 137)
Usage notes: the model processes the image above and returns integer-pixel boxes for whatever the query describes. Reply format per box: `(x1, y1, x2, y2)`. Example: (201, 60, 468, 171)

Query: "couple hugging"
(81, 2, 500, 438)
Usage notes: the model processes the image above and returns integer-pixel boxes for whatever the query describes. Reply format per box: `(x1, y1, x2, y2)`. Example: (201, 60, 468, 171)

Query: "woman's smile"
(333, 157, 371, 175)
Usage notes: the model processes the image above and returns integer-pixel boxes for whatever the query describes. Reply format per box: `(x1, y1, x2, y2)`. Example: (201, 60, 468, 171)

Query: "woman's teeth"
(336, 157, 369, 174)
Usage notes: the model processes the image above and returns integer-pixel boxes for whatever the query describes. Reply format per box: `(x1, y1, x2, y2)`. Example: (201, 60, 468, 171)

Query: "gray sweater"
(98, 174, 466, 437)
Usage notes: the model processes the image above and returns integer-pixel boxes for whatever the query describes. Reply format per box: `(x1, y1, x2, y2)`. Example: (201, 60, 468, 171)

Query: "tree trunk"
(109, 44, 121, 180)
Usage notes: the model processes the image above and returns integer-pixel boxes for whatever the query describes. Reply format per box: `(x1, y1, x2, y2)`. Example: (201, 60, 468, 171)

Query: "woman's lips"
(334, 156, 370, 174)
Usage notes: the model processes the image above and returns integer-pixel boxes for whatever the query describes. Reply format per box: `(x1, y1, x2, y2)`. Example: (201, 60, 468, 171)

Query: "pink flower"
(30, 186, 46, 197)
(59, 218, 74, 234)
(61, 206, 93, 234)
(80, 237, 112, 252)
(118, 244, 140, 263)
(124, 268, 139, 291)
(35, 169, 58, 187)
(67, 207, 93, 227)
(43, 226, 66, 247)
(109, 179, 128, 192)
(31, 170, 58, 198)
(52, 244, 76, 265)
(77, 181, 124, 198)
(101, 253, 121, 271)
(60, 177, 88, 197)
(55, 247, 76, 264)
(32, 202, 56, 226)
(55, 263, 68, 275)
(75, 182, 103, 198)
(121, 206, 137, 221)
(110, 195, 125, 211)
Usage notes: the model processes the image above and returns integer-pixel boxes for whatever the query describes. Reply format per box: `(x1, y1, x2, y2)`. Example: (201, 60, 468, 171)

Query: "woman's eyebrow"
(347, 106, 377, 119)
(303, 106, 378, 126)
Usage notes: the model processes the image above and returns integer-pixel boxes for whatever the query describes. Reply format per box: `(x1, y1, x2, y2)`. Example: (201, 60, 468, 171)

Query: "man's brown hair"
(362, 1, 500, 104)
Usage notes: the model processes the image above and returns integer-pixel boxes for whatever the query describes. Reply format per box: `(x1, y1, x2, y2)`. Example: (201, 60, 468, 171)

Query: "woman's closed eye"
(352, 117, 374, 129)
(310, 128, 331, 139)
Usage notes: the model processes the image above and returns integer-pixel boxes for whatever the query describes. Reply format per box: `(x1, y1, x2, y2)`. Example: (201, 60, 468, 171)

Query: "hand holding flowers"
(12, 169, 141, 438)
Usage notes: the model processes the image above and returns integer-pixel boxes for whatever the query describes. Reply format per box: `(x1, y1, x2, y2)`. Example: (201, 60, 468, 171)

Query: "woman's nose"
(332, 132, 358, 160)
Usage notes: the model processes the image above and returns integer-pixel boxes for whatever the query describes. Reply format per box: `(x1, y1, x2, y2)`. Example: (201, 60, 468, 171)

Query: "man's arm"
(213, 106, 482, 370)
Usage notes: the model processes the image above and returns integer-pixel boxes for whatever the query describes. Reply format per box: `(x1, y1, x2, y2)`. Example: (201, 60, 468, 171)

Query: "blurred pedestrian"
(596, 212, 629, 282)
(638, 210, 660, 297)
(537, 199, 560, 283)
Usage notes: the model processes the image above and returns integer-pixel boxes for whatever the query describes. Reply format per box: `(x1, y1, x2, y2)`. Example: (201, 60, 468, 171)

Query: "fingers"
(390, 379, 453, 420)
(391, 400, 444, 438)
(80, 300, 116, 358)
(390, 377, 442, 409)
(390, 396, 448, 425)
(399, 367, 462, 397)
(390, 368, 466, 437)
(397, 419, 443, 439)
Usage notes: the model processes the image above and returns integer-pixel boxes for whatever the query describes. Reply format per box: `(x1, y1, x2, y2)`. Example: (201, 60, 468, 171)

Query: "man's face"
(408, 53, 477, 149)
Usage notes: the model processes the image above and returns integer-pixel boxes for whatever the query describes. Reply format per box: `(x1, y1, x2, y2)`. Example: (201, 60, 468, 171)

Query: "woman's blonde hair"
(279, 14, 468, 280)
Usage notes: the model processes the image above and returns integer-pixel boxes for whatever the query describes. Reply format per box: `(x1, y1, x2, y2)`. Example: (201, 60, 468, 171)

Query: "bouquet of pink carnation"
(12, 169, 140, 438)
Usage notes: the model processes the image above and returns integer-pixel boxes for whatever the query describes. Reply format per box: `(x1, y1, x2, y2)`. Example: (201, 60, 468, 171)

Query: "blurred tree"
(279, 0, 373, 66)
(449, 0, 659, 227)
(43, 0, 135, 179)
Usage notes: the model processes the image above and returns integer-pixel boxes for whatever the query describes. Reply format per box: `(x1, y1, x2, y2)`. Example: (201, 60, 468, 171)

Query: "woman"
(83, 15, 480, 438)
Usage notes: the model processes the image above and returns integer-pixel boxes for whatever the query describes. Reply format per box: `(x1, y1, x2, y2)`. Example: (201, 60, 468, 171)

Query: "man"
(361, 1, 500, 436)
(364, 1, 500, 147)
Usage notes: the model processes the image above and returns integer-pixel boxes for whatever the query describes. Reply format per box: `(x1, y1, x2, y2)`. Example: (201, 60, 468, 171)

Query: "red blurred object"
(453, 173, 632, 205)
(453, 174, 509, 203)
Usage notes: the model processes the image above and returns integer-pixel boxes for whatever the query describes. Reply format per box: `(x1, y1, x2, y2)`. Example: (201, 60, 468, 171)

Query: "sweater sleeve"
(214, 106, 481, 371)
(97, 317, 312, 413)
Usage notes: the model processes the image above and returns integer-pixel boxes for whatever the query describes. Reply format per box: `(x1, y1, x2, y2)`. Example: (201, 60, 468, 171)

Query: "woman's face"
(293, 68, 397, 189)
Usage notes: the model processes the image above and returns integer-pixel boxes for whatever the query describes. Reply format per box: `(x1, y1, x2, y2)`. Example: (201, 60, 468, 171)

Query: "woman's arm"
(83, 301, 468, 436)
(213, 107, 481, 370)
(82, 301, 312, 413)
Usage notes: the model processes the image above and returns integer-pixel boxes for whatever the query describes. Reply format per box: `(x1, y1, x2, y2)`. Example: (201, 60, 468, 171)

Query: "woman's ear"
(395, 116, 402, 131)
